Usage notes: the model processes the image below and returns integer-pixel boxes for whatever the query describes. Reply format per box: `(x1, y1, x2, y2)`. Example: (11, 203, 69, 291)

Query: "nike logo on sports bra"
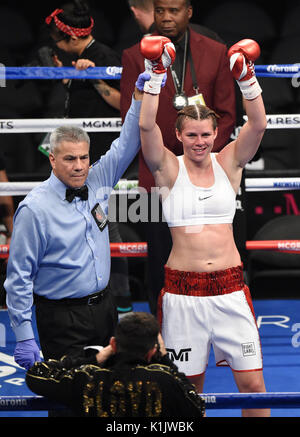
(198, 195, 213, 201)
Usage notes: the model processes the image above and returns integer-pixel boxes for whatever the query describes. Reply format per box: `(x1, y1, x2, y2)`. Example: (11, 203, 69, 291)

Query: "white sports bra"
(162, 154, 236, 227)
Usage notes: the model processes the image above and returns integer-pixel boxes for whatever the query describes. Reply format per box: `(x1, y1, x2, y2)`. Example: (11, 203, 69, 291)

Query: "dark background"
(0, 1, 286, 36)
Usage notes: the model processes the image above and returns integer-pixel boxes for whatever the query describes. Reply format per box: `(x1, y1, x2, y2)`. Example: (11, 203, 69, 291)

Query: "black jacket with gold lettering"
(26, 352, 205, 417)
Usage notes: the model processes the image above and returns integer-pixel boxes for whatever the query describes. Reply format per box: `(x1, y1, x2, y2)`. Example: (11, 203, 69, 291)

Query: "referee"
(4, 83, 143, 370)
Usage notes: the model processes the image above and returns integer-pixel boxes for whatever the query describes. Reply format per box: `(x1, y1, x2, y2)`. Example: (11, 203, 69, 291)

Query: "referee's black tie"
(66, 185, 88, 202)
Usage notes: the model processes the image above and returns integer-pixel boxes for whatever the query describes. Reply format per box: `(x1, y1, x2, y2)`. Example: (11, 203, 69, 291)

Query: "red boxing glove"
(228, 39, 262, 100)
(228, 39, 260, 80)
(140, 35, 176, 73)
(140, 35, 176, 94)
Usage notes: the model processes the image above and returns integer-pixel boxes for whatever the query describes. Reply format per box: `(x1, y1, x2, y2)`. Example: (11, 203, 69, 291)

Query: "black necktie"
(66, 185, 88, 203)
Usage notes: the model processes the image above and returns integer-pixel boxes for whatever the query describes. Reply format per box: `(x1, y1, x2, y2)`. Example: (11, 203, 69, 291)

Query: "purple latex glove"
(135, 71, 167, 91)
(14, 339, 41, 370)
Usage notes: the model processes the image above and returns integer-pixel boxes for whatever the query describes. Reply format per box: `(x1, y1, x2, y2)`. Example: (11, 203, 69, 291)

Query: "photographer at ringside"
(26, 312, 205, 417)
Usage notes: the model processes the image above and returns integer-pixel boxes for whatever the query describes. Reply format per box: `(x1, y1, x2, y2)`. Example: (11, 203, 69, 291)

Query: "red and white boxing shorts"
(158, 265, 263, 377)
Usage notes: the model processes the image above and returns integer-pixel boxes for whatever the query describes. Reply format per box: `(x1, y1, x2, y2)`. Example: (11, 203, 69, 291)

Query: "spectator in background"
(45, 1, 121, 164)
(120, 0, 236, 315)
(114, 0, 224, 55)
(46, 0, 133, 315)
(129, 0, 156, 34)
(129, 0, 224, 41)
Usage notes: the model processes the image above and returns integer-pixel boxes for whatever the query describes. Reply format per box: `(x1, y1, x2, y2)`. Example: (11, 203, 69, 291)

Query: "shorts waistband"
(34, 286, 109, 306)
(164, 265, 245, 297)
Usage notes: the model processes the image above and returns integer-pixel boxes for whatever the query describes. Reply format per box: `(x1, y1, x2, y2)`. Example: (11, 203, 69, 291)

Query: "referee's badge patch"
(242, 342, 256, 357)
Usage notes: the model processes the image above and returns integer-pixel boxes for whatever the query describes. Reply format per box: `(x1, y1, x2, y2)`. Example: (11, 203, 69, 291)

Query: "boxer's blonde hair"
(176, 104, 219, 132)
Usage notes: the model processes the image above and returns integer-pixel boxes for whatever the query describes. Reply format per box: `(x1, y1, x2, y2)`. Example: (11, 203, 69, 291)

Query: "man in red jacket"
(120, 0, 236, 315)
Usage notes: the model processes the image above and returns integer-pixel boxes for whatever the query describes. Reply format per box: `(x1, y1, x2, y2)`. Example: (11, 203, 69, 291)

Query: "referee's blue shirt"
(5, 96, 141, 342)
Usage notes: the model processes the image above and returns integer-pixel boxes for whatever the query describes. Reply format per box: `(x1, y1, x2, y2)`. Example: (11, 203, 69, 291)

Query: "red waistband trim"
(163, 264, 245, 297)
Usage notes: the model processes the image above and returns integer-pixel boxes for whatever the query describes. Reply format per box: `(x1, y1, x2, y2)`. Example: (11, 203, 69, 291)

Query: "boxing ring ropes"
(0, 64, 300, 413)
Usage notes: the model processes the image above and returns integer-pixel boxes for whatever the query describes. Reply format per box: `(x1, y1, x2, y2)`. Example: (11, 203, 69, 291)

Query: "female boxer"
(139, 36, 270, 417)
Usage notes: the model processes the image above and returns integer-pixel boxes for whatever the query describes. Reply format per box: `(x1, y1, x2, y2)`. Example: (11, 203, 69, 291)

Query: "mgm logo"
(166, 347, 192, 362)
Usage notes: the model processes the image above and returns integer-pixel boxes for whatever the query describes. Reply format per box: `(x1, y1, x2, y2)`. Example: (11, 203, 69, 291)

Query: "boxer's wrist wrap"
(237, 76, 262, 100)
(144, 72, 165, 95)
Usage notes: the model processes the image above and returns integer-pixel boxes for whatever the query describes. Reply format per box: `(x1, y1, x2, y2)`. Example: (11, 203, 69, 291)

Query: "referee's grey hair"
(49, 126, 90, 154)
